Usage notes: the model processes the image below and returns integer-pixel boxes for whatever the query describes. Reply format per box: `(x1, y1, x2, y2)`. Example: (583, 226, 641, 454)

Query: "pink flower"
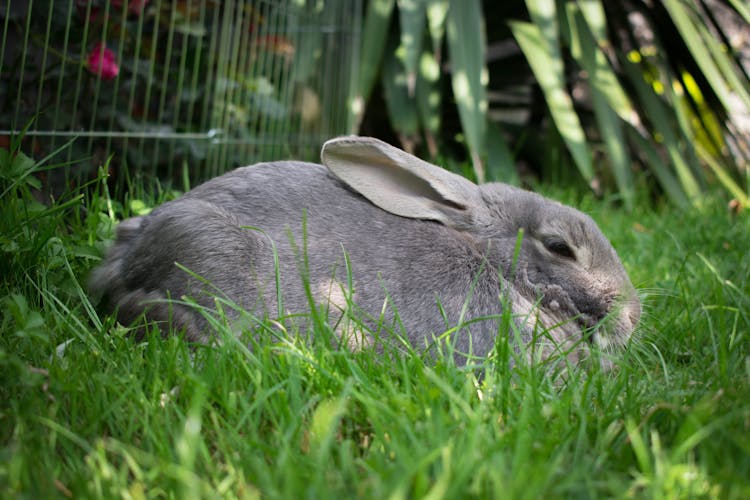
(87, 42, 119, 80)
(112, 0, 150, 15)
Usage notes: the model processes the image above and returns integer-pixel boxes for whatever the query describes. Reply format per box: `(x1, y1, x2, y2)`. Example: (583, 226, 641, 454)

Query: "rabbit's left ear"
(321, 136, 482, 227)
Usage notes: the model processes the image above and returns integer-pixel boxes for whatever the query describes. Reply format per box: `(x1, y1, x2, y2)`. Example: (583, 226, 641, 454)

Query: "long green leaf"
(663, 69, 710, 184)
(573, 2, 634, 122)
(728, 0, 750, 24)
(697, 15, 750, 104)
(352, 0, 396, 129)
(592, 92, 634, 208)
(626, 126, 690, 208)
(695, 144, 749, 207)
(566, 3, 634, 208)
(446, 0, 488, 182)
(382, 42, 420, 139)
(576, 0, 607, 41)
(486, 120, 518, 184)
(416, 50, 442, 143)
(425, 0, 449, 58)
(524, 0, 560, 63)
(510, 20, 594, 182)
(396, 0, 426, 96)
(662, 0, 750, 110)
(622, 55, 703, 201)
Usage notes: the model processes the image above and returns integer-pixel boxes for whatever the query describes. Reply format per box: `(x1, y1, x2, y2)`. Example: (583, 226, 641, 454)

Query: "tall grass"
(1, 149, 749, 497)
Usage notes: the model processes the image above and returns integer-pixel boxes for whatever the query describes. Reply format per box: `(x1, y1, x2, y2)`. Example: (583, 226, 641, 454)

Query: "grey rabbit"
(90, 136, 641, 366)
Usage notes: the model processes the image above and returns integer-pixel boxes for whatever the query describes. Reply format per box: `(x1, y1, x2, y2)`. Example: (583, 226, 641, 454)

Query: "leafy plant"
(0, 0, 358, 189)
(2, 139, 750, 495)
(355, 0, 750, 208)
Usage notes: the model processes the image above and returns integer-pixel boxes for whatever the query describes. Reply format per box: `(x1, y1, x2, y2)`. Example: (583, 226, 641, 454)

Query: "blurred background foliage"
(353, 0, 750, 210)
(0, 0, 360, 192)
(1, 0, 749, 209)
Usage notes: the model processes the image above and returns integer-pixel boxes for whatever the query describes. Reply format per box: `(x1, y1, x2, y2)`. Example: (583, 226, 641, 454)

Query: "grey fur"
(90, 136, 640, 365)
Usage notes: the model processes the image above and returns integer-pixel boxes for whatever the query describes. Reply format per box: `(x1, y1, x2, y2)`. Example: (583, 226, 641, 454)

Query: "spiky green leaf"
(446, 0, 488, 181)
(622, 55, 703, 201)
(416, 50, 442, 137)
(396, 0, 426, 96)
(566, 3, 634, 208)
(352, 0, 396, 129)
(662, 0, 750, 109)
(382, 45, 420, 138)
(510, 20, 594, 182)
(425, 0, 449, 56)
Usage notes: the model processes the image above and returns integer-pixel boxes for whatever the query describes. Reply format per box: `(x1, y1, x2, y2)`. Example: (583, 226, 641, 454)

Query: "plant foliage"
(355, 0, 750, 208)
(2, 140, 750, 497)
(0, 0, 359, 189)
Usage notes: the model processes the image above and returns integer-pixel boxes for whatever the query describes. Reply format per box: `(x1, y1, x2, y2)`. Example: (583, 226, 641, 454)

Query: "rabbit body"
(91, 137, 640, 364)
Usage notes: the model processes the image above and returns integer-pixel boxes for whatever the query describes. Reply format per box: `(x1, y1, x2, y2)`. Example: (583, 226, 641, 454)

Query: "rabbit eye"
(543, 237, 576, 260)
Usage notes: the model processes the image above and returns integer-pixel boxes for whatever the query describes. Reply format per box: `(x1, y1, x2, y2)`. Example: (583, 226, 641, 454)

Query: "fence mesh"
(0, 0, 361, 189)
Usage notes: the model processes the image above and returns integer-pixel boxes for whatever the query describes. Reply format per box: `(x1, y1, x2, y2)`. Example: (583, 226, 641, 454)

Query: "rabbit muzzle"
(512, 264, 640, 367)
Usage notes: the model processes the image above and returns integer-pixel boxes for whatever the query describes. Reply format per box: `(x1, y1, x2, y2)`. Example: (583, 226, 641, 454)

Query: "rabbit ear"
(321, 136, 482, 227)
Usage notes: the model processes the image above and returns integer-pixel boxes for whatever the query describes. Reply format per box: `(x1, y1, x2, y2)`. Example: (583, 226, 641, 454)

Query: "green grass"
(1, 148, 749, 498)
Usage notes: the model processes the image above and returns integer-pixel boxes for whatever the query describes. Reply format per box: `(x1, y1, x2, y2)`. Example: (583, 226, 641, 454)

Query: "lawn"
(1, 149, 749, 498)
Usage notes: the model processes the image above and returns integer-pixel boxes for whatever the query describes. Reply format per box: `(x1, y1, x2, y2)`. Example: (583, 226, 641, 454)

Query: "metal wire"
(0, 0, 362, 187)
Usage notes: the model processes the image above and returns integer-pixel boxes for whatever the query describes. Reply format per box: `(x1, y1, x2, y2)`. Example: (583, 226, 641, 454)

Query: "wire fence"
(0, 0, 362, 189)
